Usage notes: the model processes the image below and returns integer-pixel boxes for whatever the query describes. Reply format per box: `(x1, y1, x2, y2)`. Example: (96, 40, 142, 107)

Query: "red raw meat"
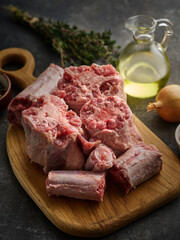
(80, 96, 143, 156)
(85, 144, 116, 171)
(22, 95, 84, 173)
(8, 64, 64, 126)
(7, 62, 164, 201)
(46, 170, 106, 201)
(54, 64, 126, 114)
(109, 143, 163, 193)
(77, 134, 101, 155)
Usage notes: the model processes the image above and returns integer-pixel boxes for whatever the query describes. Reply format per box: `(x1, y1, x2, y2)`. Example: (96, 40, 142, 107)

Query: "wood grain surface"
(3, 47, 180, 237)
(0, 48, 35, 88)
(6, 118, 180, 237)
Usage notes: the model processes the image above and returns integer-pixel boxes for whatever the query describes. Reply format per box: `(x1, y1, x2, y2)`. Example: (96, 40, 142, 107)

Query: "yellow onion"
(147, 84, 180, 122)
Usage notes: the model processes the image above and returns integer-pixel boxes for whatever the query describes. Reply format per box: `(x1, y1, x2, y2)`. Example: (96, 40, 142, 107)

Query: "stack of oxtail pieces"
(8, 63, 163, 202)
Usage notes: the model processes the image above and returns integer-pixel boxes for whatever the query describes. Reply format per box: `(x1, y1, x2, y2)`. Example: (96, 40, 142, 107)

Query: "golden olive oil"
(117, 51, 170, 98)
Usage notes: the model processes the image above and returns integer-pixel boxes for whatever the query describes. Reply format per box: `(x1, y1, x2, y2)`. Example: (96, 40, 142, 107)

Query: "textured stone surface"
(0, 0, 180, 239)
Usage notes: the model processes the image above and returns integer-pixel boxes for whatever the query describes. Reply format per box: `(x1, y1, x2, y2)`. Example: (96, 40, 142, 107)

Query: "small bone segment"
(109, 143, 163, 193)
(46, 170, 106, 201)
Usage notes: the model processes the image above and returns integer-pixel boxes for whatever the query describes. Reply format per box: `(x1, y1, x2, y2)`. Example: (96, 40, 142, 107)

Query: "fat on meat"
(8, 64, 64, 126)
(85, 144, 116, 171)
(21, 95, 84, 173)
(80, 96, 143, 156)
(54, 63, 126, 114)
(46, 170, 106, 201)
(109, 143, 163, 193)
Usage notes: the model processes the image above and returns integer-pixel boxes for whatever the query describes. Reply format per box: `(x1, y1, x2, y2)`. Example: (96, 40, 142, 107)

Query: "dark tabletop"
(0, 0, 180, 240)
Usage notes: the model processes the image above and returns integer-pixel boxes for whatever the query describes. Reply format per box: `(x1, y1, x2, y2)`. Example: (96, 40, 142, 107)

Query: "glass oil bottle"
(117, 15, 173, 98)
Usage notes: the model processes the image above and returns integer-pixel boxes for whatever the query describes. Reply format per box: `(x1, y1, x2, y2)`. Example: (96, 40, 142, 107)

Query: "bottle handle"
(156, 19, 173, 50)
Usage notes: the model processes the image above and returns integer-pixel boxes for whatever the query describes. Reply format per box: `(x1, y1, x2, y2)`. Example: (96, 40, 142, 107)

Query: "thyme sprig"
(6, 5, 120, 67)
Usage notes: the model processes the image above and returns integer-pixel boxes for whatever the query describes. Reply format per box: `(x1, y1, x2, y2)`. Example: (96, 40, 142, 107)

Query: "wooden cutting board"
(2, 48, 180, 238)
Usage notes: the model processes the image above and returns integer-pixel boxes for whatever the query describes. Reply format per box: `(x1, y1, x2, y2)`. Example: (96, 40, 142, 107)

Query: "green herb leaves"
(6, 5, 120, 67)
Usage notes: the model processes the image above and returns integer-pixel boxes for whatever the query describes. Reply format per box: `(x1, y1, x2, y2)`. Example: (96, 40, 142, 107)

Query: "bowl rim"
(175, 124, 180, 146)
(0, 73, 11, 101)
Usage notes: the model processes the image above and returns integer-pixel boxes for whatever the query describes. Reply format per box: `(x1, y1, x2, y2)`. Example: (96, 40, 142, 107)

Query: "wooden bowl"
(0, 73, 12, 111)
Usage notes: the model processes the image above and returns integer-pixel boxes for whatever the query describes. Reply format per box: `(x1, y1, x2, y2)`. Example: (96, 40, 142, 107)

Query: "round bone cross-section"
(80, 96, 143, 156)
(56, 64, 126, 114)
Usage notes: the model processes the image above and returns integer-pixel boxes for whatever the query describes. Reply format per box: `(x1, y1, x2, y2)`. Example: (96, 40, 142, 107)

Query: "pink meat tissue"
(8, 63, 163, 201)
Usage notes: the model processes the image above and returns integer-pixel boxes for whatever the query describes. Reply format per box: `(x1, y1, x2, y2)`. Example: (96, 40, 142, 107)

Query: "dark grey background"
(0, 0, 180, 239)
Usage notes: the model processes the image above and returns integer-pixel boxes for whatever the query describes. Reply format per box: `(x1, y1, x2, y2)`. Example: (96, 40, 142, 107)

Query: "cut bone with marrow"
(80, 96, 143, 156)
(85, 143, 116, 171)
(54, 64, 126, 114)
(7, 63, 163, 202)
(8, 64, 64, 126)
(22, 95, 84, 173)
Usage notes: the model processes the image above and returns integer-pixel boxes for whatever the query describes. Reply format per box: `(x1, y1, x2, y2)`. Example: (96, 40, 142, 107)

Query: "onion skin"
(147, 85, 180, 123)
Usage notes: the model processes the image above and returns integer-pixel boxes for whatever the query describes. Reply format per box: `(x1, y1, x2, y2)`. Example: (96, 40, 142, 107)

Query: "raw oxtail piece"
(54, 63, 126, 114)
(46, 170, 106, 201)
(85, 143, 116, 171)
(22, 95, 84, 173)
(8, 64, 64, 126)
(109, 143, 163, 193)
(80, 96, 143, 156)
